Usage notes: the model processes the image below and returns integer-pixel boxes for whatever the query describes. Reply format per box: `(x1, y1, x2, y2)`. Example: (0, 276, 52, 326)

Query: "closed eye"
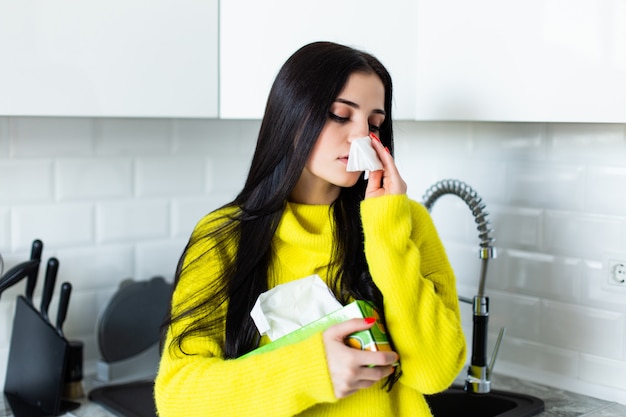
(329, 112, 349, 123)
(369, 124, 381, 133)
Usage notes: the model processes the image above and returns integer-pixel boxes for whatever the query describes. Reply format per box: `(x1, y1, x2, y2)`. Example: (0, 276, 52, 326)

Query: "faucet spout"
(422, 179, 500, 394)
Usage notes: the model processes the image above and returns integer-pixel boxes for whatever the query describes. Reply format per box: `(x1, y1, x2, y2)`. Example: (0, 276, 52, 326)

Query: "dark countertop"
(488, 373, 626, 417)
(0, 373, 624, 416)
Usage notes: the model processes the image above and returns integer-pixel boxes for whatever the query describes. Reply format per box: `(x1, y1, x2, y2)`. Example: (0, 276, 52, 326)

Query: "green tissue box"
(242, 300, 392, 358)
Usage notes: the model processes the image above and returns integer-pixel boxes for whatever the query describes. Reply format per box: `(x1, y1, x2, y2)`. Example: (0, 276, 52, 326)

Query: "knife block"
(4, 296, 79, 417)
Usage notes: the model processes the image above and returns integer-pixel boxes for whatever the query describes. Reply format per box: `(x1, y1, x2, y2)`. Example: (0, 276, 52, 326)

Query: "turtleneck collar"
(271, 202, 336, 282)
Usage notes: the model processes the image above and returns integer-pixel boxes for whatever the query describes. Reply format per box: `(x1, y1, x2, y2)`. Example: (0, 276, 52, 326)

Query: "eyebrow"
(335, 98, 386, 116)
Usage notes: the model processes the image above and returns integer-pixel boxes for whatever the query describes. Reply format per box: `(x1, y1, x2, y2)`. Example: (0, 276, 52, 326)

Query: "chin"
(335, 173, 362, 188)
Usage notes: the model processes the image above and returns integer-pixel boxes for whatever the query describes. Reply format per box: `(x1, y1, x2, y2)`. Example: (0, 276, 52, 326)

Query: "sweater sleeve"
(154, 217, 337, 417)
(360, 194, 466, 394)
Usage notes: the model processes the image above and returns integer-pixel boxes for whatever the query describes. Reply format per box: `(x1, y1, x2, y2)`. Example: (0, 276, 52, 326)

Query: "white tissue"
(250, 275, 343, 341)
(346, 136, 383, 179)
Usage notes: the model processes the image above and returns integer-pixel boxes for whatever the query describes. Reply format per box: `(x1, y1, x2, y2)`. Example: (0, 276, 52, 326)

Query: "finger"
(356, 350, 400, 368)
(370, 134, 396, 170)
(325, 318, 376, 342)
(372, 137, 400, 177)
(331, 361, 396, 398)
(369, 136, 407, 195)
(338, 364, 395, 396)
(358, 364, 396, 382)
(337, 371, 391, 397)
(365, 169, 383, 194)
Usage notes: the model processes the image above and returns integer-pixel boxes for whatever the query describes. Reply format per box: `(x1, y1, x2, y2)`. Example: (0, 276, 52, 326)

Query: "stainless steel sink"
(425, 384, 545, 417)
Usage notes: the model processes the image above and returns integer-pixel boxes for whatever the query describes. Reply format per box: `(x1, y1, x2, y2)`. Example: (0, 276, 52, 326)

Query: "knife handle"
(40, 257, 58, 320)
(56, 282, 72, 336)
(0, 260, 38, 296)
(25, 239, 43, 301)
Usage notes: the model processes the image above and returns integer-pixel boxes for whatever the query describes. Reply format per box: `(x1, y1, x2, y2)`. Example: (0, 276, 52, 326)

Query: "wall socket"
(607, 259, 626, 286)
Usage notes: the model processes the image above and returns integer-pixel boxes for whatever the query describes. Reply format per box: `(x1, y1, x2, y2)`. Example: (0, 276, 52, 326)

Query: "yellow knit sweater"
(155, 194, 466, 416)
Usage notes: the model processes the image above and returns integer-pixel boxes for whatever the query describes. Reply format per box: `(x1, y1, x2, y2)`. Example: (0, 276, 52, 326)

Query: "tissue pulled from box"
(346, 136, 383, 179)
(250, 275, 342, 341)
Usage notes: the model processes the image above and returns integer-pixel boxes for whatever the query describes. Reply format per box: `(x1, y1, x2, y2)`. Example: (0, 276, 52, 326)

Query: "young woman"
(155, 41, 466, 416)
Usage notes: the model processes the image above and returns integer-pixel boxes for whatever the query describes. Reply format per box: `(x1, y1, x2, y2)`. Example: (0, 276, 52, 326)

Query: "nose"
(348, 120, 371, 143)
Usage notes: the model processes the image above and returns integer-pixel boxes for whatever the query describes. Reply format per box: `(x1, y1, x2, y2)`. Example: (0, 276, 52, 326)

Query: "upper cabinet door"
(414, 0, 626, 122)
(219, 0, 418, 120)
(0, 0, 218, 118)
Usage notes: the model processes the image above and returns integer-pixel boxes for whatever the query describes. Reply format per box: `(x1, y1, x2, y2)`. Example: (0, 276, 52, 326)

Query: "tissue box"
(242, 300, 392, 358)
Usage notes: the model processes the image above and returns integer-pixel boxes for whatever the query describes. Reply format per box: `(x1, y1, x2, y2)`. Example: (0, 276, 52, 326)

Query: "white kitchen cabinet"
(414, 0, 626, 122)
(0, 0, 218, 118)
(219, 0, 418, 120)
(4, 1, 623, 122)
(223, 0, 626, 123)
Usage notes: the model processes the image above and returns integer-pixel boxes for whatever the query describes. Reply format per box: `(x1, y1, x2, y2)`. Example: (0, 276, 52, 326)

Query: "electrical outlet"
(607, 259, 626, 286)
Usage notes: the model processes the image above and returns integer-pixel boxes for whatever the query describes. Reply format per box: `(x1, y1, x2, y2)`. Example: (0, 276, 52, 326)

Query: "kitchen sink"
(425, 384, 545, 417)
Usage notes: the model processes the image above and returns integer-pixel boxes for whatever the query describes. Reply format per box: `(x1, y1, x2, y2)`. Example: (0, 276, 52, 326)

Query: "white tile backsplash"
(209, 156, 250, 193)
(0, 118, 9, 157)
(55, 245, 134, 290)
(544, 211, 624, 258)
(174, 119, 259, 156)
(507, 162, 585, 210)
(135, 156, 206, 197)
(56, 157, 133, 200)
(171, 197, 223, 238)
(473, 122, 546, 160)
(11, 117, 95, 157)
(435, 241, 483, 294)
(541, 300, 624, 359)
(490, 291, 542, 342)
(586, 165, 626, 215)
(0, 302, 13, 347)
(0, 207, 10, 249)
(504, 250, 582, 303)
(492, 206, 543, 250)
(135, 239, 184, 281)
(97, 118, 172, 155)
(0, 159, 54, 203)
(1, 116, 626, 404)
(580, 353, 626, 391)
(583, 259, 626, 313)
(499, 337, 579, 378)
(12, 202, 94, 250)
(549, 123, 626, 164)
(96, 200, 169, 243)
(52, 289, 101, 336)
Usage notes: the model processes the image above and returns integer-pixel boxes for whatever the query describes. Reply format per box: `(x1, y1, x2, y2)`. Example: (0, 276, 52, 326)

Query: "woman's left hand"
(364, 136, 407, 199)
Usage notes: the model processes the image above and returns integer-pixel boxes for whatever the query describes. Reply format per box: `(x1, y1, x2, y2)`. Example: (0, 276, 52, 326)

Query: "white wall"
(1, 117, 625, 404)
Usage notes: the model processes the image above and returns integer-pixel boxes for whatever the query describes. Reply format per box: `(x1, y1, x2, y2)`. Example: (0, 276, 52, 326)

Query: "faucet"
(422, 179, 505, 394)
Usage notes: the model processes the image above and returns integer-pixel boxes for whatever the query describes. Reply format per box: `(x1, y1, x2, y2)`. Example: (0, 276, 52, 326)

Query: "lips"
(338, 155, 349, 164)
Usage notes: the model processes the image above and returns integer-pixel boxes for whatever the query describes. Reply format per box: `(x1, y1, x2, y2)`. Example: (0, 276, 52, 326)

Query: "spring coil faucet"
(422, 179, 504, 394)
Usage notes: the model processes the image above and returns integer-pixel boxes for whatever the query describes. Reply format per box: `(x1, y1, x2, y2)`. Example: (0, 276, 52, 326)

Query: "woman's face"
(291, 71, 386, 204)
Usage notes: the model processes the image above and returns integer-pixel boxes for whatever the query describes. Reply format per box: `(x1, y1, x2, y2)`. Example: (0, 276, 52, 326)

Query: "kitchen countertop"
(0, 375, 147, 417)
(484, 374, 626, 417)
(0, 373, 624, 416)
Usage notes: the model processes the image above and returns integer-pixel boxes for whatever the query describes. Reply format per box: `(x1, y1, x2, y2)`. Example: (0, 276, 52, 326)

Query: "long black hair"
(165, 41, 399, 388)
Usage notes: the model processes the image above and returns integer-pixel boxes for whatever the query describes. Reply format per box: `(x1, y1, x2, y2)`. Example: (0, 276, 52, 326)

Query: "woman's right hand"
(322, 318, 399, 399)
(364, 135, 407, 199)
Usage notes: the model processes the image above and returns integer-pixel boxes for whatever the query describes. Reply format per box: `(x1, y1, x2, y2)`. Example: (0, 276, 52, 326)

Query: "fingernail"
(384, 146, 391, 154)
(364, 317, 376, 325)
(369, 133, 381, 143)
